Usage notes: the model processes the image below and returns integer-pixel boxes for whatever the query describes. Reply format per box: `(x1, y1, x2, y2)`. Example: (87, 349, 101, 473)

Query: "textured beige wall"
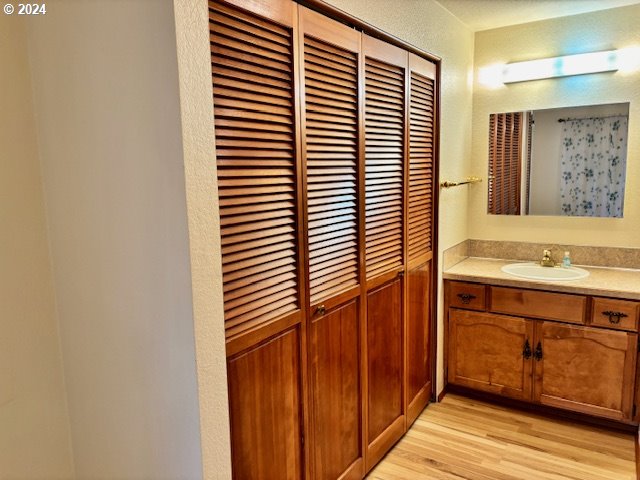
(322, 0, 475, 395)
(173, 0, 232, 478)
(470, 5, 640, 246)
(27, 1, 203, 478)
(0, 15, 74, 480)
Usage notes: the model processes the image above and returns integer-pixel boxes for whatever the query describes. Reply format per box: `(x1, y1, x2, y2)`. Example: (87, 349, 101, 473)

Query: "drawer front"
(591, 298, 639, 332)
(448, 282, 486, 311)
(490, 286, 586, 324)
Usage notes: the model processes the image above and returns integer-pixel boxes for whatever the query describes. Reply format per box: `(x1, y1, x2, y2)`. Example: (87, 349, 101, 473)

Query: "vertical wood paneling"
(227, 328, 302, 480)
(367, 279, 403, 442)
(309, 301, 361, 480)
(210, 1, 300, 339)
(406, 262, 431, 424)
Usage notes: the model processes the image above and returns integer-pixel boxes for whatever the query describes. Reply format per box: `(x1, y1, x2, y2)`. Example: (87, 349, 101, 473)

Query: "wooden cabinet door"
(309, 300, 362, 480)
(299, 8, 364, 479)
(533, 322, 637, 421)
(406, 262, 431, 425)
(227, 329, 303, 480)
(448, 310, 534, 400)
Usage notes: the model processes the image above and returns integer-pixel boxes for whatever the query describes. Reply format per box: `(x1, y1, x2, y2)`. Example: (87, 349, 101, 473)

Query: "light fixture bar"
(502, 49, 619, 84)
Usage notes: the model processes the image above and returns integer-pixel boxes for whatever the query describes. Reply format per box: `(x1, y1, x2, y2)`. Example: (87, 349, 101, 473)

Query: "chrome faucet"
(540, 249, 555, 267)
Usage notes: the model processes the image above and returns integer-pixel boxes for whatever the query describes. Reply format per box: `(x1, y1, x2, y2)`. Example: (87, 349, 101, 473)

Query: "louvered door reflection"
(488, 112, 522, 215)
(210, 2, 304, 479)
(300, 8, 364, 480)
(405, 53, 437, 427)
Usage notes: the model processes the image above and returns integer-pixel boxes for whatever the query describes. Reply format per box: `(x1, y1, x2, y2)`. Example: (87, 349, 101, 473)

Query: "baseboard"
(437, 385, 448, 402)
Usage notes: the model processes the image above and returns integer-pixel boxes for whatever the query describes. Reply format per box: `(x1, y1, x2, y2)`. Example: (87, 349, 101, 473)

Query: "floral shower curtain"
(560, 115, 628, 217)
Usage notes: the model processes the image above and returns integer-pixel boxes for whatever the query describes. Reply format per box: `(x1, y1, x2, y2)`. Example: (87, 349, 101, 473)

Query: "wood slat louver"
(365, 57, 404, 279)
(304, 36, 359, 304)
(210, 2, 299, 338)
(408, 71, 435, 263)
(488, 112, 522, 215)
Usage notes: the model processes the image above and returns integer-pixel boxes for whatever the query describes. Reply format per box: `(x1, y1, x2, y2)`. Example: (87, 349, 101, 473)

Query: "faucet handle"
(543, 249, 551, 257)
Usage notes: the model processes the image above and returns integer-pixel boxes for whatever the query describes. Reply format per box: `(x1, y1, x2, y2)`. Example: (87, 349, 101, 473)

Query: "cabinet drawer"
(591, 298, 639, 332)
(490, 286, 586, 324)
(448, 282, 486, 311)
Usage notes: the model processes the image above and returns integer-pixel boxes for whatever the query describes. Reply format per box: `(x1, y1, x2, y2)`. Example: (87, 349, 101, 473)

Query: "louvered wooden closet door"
(406, 53, 437, 426)
(300, 7, 363, 480)
(210, 1, 304, 479)
(362, 34, 407, 471)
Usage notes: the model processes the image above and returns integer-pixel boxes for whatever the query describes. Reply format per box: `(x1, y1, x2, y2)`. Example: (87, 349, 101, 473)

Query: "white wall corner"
(172, 1, 232, 479)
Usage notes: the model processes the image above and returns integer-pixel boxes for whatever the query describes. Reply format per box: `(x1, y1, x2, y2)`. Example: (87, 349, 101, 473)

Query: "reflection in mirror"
(487, 103, 630, 217)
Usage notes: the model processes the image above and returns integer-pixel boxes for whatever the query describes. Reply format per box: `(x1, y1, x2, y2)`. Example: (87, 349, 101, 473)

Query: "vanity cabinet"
(448, 309, 533, 401)
(533, 322, 636, 421)
(446, 281, 640, 423)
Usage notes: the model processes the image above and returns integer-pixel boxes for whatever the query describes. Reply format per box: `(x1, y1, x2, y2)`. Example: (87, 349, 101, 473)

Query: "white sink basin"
(501, 263, 590, 281)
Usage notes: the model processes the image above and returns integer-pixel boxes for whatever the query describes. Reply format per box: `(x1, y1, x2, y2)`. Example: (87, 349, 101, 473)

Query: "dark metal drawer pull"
(457, 293, 476, 304)
(522, 339, 532, 359)
(534, 341, 543, 361)
(602, 310, 628, 324)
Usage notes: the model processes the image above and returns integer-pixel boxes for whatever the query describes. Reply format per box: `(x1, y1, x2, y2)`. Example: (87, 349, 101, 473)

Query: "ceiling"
(435, 0, 640, 31)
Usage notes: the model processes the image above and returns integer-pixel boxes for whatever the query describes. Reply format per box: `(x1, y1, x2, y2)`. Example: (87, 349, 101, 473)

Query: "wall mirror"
(487, 102, 630, 217)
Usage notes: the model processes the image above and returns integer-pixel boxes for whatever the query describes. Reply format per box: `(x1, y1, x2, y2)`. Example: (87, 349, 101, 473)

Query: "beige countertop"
(444, 257, 640, 300)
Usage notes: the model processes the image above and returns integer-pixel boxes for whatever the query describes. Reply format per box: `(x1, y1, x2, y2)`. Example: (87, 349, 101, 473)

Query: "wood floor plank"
(366, 394, 635, 480)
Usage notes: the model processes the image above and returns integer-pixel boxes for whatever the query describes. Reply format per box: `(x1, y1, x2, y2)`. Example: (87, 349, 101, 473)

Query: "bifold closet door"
(405, 53, 437, 425)
(299, 7, 364, 480)
(209, 1, 306, 479)
(361, 34, 407, 470)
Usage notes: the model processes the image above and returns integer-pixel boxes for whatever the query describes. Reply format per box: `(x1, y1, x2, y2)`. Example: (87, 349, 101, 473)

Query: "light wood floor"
(367, 394, 636, 480)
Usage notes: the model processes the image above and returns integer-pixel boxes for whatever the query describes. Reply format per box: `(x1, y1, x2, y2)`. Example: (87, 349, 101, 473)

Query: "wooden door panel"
(407, 54, 436, 270)
(310, 300, 362, 480)
(534, 322, 637, 421)
(210, 0, 301, 345)
(301, 7, 360, 308)
(227, 328, 302, 480)
(367, 279, 403, 445)
(448, 310, 533, 400)
(363, 35, 406, 282)
(406, 261, 431, 424)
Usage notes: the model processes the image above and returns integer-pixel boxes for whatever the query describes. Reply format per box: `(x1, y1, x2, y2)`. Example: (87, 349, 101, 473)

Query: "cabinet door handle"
(534, 341, 543, 361)
(316, 304, 326, 316)
(457, 293, 476, 304)
(522, 339, 532, 359)
(602, 310, 628, 324)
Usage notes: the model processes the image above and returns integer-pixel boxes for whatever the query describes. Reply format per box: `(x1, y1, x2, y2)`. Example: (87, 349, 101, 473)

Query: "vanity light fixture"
(502, 49, 618, 83)
(479, 47, 640, 86)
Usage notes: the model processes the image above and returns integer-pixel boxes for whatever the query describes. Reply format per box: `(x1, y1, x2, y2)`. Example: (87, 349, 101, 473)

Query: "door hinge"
(633, 404, 637, 417)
